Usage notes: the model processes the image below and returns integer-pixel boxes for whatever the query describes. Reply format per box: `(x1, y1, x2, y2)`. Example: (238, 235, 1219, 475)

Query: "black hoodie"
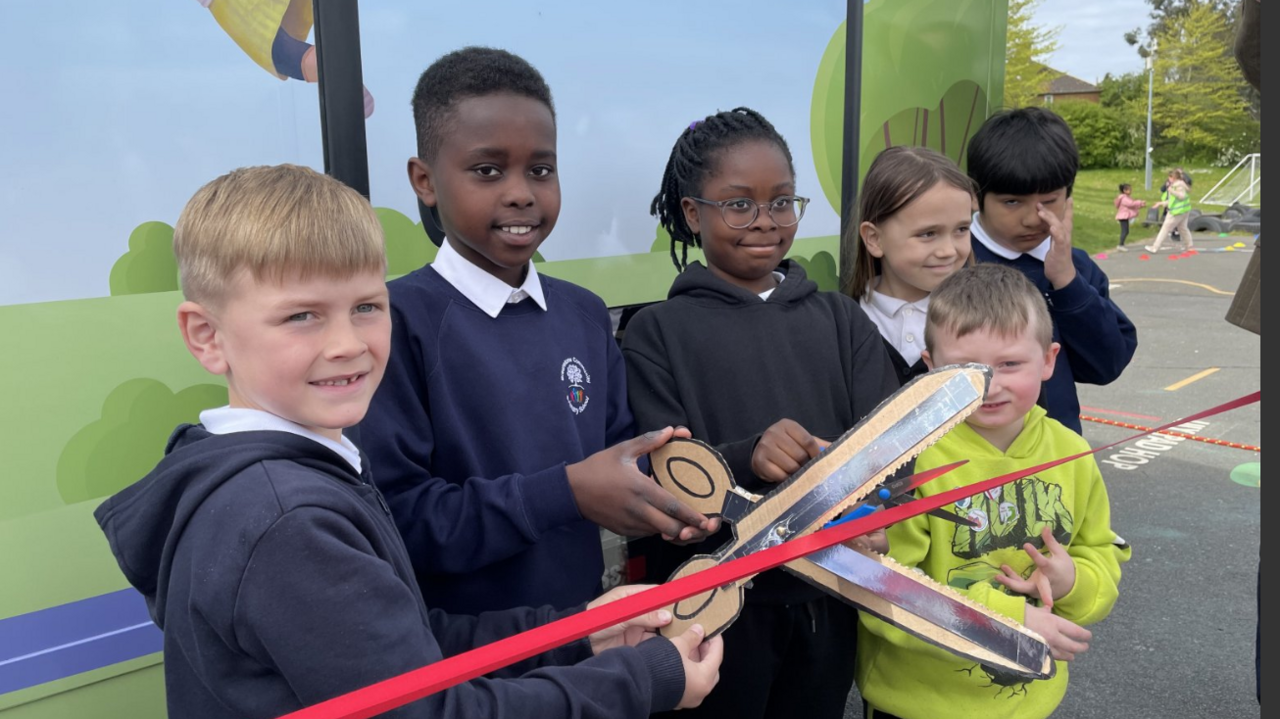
(622, 261, 899, 604)
(94, 425, 683, 719)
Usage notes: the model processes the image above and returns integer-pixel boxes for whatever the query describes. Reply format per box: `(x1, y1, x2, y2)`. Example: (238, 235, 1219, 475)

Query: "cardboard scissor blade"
(653, 364, 992, 639)
(730, 365, 991, 558)
(797, 545, 1054, 680)
(685, 453, 1052, 679)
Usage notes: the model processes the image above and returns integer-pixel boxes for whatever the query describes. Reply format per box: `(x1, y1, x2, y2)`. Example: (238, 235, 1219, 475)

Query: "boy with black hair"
(857, 263, 1130, 719)
(94, 164, 721, 719)
(965, 107, 1137, 433)
(358, 47, 717, 616)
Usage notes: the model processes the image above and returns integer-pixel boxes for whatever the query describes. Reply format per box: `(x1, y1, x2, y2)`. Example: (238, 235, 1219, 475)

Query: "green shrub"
(1050, 101, 1129, 169)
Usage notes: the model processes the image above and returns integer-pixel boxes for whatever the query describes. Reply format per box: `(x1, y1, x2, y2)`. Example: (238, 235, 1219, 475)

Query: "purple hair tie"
(689, 120, 701, 131)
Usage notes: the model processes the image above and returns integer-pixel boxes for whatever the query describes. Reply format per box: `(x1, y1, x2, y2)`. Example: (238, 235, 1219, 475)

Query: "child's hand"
(567, 428, 715, 541)
(587, 585, 671, 654)
(844, 528, 889, 554)
(1039, 198, 1077, 290)
(668, 624, 724, 709)
(1023, 604, 1091, 661)
(995, 527, 1077, 604)
(752, 419, 829, 483)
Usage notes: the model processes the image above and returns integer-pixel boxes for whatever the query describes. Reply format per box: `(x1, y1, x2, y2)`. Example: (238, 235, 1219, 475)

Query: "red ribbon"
(1080, 414, 1261, 453)
(282, 391, 1259, 719)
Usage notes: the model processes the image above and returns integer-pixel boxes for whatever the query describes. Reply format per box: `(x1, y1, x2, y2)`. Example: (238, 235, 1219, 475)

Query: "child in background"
(857, 263, 1131, 719)
(1147, 169, 1196, 253)
(623, 107, 899, 719)
(846, 146, 975, 384)
(1113, 183, 1145, 252)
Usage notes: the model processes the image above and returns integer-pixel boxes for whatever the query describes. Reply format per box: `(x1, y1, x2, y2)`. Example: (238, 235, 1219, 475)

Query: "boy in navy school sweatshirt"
(965, 107, 1137, 433)
(357, 47, 717, 616)
(94, 164, 721, 719)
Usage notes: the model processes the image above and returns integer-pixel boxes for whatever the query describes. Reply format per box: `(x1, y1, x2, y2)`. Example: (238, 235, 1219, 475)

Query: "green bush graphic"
(791, 251, 839, 292)
(57, 379, 227, 503)
(378, 207, 437, 275)
(105, 208, 531, 293)
(109, 222, 179, 296)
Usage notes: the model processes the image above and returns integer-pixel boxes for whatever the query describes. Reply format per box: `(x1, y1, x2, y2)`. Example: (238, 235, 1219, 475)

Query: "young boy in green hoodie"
(856, 263, 1131, 719)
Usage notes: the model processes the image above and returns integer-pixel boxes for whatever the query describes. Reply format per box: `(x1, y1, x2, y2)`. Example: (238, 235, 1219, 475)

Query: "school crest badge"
(561, 357, 590, 415)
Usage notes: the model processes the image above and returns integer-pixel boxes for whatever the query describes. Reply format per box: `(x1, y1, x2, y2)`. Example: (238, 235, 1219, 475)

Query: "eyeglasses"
(689, 195, 810, 229)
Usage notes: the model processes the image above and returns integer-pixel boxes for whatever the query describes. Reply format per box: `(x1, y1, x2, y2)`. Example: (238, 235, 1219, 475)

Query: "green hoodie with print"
(857, 406, 1131, 719)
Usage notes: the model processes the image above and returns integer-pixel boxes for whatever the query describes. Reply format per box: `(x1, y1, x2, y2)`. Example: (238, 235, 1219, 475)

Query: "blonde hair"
(173, 164, 385, 306)
(924, 264, 1053, 352)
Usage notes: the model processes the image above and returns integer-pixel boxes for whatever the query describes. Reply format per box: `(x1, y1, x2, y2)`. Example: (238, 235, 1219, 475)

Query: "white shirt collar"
(758, 270, 787, 300)
(864, 284, 930, 317)
(971, 213, 1051, 262)
(860, 279, 930, 366)
(431, 239, 547, 318)
(199, 406, 362, 474)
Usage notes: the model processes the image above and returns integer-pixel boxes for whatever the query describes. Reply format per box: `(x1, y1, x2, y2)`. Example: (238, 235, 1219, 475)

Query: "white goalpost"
(1200, 154, 1261, 206)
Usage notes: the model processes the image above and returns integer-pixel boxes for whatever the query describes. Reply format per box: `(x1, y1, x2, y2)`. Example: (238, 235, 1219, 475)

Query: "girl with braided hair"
(623, 107, 900, 719)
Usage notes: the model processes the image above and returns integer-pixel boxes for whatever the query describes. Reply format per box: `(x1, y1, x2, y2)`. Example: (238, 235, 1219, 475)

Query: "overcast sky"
(1035, 0, 1153, 83)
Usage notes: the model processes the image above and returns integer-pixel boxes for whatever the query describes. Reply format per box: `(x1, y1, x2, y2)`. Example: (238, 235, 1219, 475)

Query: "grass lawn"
(1070, 166, 1252, 254)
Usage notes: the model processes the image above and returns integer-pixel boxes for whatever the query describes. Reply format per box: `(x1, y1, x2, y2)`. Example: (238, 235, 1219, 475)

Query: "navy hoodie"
(971, 241, 1138, 433)
(622, 261, 900, 604)
(94, 425, 683, 719)
(358, 267, 634, 614)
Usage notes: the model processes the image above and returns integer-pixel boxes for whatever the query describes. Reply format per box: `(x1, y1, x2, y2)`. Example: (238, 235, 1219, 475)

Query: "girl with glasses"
(621, 107, 901, 719)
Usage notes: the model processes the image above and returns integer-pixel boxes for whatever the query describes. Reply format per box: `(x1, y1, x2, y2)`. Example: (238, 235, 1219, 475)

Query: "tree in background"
(1125, 0, 1236, 50)
(1126, 0, 1258, 164)
(1152, 0, 1258, 163)
(1096, 72, 1150, 168)
(1050, 102, 1127, 169)
(1004, 0, 1061, 108)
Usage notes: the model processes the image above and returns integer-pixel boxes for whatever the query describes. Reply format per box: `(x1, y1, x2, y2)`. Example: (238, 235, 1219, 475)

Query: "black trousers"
(652, 595, 860, 719)
(1118, 219, 1131, 246)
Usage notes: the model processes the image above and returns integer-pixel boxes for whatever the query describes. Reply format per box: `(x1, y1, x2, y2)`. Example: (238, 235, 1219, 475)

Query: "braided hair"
(651, 107, 794, 271)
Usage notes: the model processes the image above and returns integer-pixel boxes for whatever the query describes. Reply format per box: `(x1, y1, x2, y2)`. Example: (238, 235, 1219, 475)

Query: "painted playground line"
(1108, 277, 1237, 296)
(1165, 367, 1222, 391)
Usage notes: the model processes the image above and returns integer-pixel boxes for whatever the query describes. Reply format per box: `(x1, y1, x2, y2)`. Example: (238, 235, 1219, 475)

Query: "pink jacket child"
(1114, 189, 1146, 220)
(1114, 184, 1146, 249)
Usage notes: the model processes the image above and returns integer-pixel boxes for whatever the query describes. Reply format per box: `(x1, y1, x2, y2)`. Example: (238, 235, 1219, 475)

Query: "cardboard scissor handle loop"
(651, 438, 737, 518)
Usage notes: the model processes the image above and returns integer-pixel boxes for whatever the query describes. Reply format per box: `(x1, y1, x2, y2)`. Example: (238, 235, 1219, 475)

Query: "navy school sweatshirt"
(94, 426, 683, 719)
(971, 242, 1138, 433)
(357, 267, 635, 613)
(621, 260, 900, 604)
